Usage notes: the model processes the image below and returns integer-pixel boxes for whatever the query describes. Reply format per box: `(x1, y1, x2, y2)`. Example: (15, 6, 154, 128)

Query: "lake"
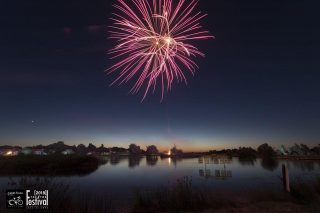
(1, 156, 320, 205)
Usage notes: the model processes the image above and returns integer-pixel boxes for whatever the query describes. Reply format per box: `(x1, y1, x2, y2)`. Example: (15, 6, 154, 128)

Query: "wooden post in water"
(282, 164, 290, 192)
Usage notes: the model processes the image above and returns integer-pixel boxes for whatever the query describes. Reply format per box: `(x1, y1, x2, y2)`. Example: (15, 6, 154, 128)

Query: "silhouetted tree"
(289, 144, 305, 155)
(146, 145, 159, 155)
(300, 144, 311, 155)
(238, 147, 257, 159)
(96, 144, 109, 154)
(77, 144, 87, 155)
(110, 147, 127, 153)
(129, 144, 141, 155)
(209, 149, 237, 157)
(257, 143, 275, 158)
(46, 141, 73, 153)
(88, 143, 96, 153)
(170, 144, 183, 156)
(311, 144, 320, 155)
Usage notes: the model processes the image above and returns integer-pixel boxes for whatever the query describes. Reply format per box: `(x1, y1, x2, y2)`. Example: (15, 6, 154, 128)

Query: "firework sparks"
(108, 0, 213, 101)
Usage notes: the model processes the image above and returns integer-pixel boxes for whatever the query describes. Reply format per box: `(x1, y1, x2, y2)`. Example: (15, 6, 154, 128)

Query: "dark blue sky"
(0, 0, 319, 151)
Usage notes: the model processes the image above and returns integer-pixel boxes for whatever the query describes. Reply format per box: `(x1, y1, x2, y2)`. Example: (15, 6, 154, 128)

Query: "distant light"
(168, 150, 171, 156)
(6, 151, 12, 156)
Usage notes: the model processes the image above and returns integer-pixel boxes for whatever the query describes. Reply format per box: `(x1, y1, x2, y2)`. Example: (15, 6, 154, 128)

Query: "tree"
(289, 144, 304, 156)
(170, 144, 183, 156)
(97, 144, 109, 154)
(300, 144, 311, 155)
(77, 144, 87, 155)
(110, 147, 127, 153)
(46, 141, 72, 153)
(311, 144, 320, 155)
(88, 143, 97, 152)
(146, 145, 159, 155)
(257, 143, 275, 158)
(238, 147, 257, 159)
(129, 144, 141, 155)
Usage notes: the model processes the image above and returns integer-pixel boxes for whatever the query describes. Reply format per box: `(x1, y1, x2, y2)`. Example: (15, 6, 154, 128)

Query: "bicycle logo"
(8, 196, 23, 206)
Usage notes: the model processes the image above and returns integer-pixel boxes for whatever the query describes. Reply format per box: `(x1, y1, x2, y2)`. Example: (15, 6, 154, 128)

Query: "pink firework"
(108, 0, 213, 100)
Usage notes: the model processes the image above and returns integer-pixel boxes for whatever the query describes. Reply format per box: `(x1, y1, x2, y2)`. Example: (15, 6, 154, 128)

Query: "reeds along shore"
(132, 176, 320, 213)
(1, 176, 319, 213)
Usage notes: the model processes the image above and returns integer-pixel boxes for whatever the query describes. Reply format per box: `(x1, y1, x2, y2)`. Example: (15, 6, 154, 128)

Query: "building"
(32, 149, 47, 155)
(62, 149, 75, 155)
(100, 152, 110, 156)
(0, 148, 19, 156)
(20, 148, 32, 155)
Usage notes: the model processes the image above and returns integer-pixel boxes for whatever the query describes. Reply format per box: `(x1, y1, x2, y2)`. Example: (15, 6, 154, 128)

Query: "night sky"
(0, 0, 319, 151)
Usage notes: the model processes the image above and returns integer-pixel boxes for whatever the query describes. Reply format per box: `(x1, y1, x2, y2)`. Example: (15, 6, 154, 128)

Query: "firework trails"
(108, 0, 213, 100)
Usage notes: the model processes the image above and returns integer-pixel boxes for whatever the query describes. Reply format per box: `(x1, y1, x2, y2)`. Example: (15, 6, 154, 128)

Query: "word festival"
(26, 190, 49, 209)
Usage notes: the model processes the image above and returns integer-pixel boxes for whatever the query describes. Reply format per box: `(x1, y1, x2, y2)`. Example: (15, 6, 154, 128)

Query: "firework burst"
(108, 0, 213, 101)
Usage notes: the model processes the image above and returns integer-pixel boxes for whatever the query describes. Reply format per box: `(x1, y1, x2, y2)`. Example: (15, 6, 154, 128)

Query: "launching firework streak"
(108, 0, 213, 100)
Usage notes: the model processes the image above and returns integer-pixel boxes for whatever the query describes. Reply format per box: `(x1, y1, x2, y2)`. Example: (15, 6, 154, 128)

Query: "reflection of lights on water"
(168, 157, 171, 165)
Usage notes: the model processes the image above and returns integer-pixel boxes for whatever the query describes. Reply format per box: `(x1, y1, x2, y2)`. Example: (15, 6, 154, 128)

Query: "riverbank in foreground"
(132, 176, 320, 213)
(1, 176, 319, 213)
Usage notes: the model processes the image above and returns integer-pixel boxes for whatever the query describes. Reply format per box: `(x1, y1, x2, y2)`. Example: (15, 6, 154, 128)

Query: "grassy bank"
(0, 155, 102, 176)
(1, 176, 320, 212)
(0, 177, 114, 213)
(132, 177, 320, 213)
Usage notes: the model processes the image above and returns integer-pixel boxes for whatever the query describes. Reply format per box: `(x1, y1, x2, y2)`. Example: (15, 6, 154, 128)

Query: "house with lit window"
(32, 149, 47, 155)
(62, 149, 75, 155)
(0, 148, 20, 156)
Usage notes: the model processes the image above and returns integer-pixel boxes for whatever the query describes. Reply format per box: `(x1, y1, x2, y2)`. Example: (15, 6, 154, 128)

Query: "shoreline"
(275, 155, 320, 161)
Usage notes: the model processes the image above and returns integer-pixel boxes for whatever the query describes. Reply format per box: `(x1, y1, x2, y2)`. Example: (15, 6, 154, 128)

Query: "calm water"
(1, 157, 320, 203)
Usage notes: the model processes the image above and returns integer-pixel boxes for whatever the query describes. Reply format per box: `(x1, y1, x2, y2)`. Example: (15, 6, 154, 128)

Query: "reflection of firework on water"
(108, 0, 213, 101)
